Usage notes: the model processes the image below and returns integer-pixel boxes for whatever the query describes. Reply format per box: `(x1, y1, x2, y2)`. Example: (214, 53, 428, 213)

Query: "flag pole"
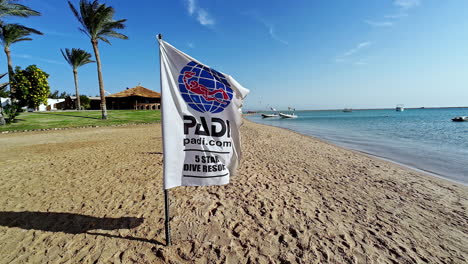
(157, 33, 171, 246)
(164, 189, 171, 246)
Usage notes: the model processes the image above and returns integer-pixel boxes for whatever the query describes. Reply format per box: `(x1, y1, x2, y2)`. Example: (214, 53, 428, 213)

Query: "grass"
(0, 110, 161, 132)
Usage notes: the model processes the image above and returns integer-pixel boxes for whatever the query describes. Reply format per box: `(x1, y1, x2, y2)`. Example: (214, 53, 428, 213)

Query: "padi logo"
(178, 61, 233, 113)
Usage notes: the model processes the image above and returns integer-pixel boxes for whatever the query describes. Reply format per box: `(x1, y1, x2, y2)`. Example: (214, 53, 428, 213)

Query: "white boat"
(452, 116, 468, 122)
(396, 104, 405, 112)
(279, 112, 297, 119)
(262, 107, 279, 118)
(261, 113, 278, 118)
(279, 107, 298, 118)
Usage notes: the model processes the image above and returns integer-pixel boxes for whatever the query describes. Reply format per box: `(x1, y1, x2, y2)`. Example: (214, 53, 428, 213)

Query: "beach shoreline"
(0, 121, 466, 263)
(245, 117, 467, 187)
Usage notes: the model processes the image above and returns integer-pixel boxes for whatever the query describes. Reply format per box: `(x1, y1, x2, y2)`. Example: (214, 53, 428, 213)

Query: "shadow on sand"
(34, 112, 100, 120)
(0, 211, 163, 245)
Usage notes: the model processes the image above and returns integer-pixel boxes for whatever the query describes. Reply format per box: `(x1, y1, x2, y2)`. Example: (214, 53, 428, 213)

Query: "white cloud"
(267, 24, 288, 45)
(335, 42, 373, 65)
(42, 30, 70, 37)
(384, 12, 408, 19)
(367, 0, 421, 28)
(394, 0, 420, 10)
(185, 0, 215, 27)
(197, 9, 215, 25)
(243, 12, 288, 45)
(343, 42, 373, 57)
(187, 0, 195, 15)
(13, 54, 32, 59)
(13, 53, 65, 65)
(365, 20, 394, 27)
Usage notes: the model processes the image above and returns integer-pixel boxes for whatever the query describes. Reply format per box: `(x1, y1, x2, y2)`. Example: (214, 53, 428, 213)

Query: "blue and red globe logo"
(178, 61, 233, 113)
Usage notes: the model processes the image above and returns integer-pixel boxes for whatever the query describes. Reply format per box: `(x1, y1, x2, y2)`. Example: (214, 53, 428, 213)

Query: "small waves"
(247, 108, 468, 185)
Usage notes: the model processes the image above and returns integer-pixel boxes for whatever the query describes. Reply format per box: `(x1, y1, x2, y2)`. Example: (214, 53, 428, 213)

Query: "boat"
(343, 108, 352, 112)
(261, 113, 278, 118)
(396, 104, 405, 112)
(279, 107, 298, 118)
(279, 112, 297, 118)
(452, 116, 468, 122)
(262, 107, 279, 118)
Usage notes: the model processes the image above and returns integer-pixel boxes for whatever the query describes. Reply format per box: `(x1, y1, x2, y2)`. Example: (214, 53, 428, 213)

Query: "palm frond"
(68, 0, 127, 44)
(101, 31, 127, 40)
(0, 0, 41, 18)
(16, 24, 42, 35)
(79, 27, 90, 38)
(0, 71, 7, 92)
(61, 47, 95, 70)
(0, 82, 8, 90)
(0, 23, 42, 48)
(98, 36, 110, 44)
(60, 48, 72, 66)
(68, 1, 85, 29)
(11, 37, 31, 43)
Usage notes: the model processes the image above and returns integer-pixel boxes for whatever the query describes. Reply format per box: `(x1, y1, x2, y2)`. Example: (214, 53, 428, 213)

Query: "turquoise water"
(246, 108, 468, 185)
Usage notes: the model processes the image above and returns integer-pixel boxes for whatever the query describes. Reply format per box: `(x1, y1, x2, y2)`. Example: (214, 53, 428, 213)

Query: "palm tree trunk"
(0, 103, 5, 125)
(4, 46, 14, 98)
(1, 46, 13, 125)
(91, 40, 107, 120)
(0, 111, 4, 125)
(73, 69, 81, 110)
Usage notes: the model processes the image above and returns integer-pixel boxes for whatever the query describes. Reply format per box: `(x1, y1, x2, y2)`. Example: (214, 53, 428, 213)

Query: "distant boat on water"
(262, 113, 278, 118)
(343, 108, 352, 112)
(396, 104, 405, 112)
(262, 107, 279, 118)
(279, 112, 297, 118)
(248, 108, 468, 183)
(452, 116, 468, 122)
(279, 107, 298, 118)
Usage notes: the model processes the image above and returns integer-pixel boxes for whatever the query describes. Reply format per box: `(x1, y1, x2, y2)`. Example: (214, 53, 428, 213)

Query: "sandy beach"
(0, 120, 466, 263)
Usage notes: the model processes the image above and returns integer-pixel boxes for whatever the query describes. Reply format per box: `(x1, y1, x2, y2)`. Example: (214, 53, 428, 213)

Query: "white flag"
(158, 39, 249, 189)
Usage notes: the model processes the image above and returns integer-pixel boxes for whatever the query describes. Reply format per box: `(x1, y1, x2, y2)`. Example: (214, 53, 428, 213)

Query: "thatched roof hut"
(107, 86, 161, 110)
(107, 86, 161, 99)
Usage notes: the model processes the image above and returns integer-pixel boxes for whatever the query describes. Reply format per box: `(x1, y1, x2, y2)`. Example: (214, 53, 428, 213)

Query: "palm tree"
(61, 48, 94, 110)
(0, 72, 7, 95)
(0, 72, 7, 125)
(0, 0, 40, 19)
(0, 23, 42, 97)
(0, 1, 40, 125)
(68, 0, 128, 120)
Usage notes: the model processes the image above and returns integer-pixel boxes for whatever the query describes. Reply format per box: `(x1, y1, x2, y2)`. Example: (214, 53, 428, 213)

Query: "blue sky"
(1, 0, 467, 110)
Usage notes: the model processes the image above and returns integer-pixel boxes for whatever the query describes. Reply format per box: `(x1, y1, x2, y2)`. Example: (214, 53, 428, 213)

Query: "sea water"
(246, 108, 468, 185)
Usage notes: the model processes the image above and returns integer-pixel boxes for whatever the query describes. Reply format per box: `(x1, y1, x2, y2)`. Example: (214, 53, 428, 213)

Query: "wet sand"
(0, 120, 466, 263)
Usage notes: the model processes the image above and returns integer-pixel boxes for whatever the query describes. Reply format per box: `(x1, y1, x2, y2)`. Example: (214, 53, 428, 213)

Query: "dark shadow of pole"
(0, 211, 162, 245)
(86, 232, 164, 246)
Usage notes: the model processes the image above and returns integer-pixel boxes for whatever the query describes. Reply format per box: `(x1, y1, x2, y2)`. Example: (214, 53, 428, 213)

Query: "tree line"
(0, 0, 128, 125)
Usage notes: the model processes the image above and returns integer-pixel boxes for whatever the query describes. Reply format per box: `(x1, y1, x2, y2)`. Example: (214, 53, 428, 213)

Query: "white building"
(1, 97, 65, 111)
(37, 98, 65, 111)
(1, 97, 11, 108)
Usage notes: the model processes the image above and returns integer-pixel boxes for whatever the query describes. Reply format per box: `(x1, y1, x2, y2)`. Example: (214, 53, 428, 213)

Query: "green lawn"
(0, 110, 161, 132)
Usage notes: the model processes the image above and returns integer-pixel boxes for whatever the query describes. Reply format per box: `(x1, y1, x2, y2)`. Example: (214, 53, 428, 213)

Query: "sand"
(0, 120, 466, 263)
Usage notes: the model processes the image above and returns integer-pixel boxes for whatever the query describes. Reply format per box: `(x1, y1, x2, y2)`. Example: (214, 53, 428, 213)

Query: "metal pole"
(164, 189, 171, 246)
(157, 33, 171, 246)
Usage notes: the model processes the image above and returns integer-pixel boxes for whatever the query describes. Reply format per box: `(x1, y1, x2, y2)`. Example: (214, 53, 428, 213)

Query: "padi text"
(183, 115, 231, 137)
